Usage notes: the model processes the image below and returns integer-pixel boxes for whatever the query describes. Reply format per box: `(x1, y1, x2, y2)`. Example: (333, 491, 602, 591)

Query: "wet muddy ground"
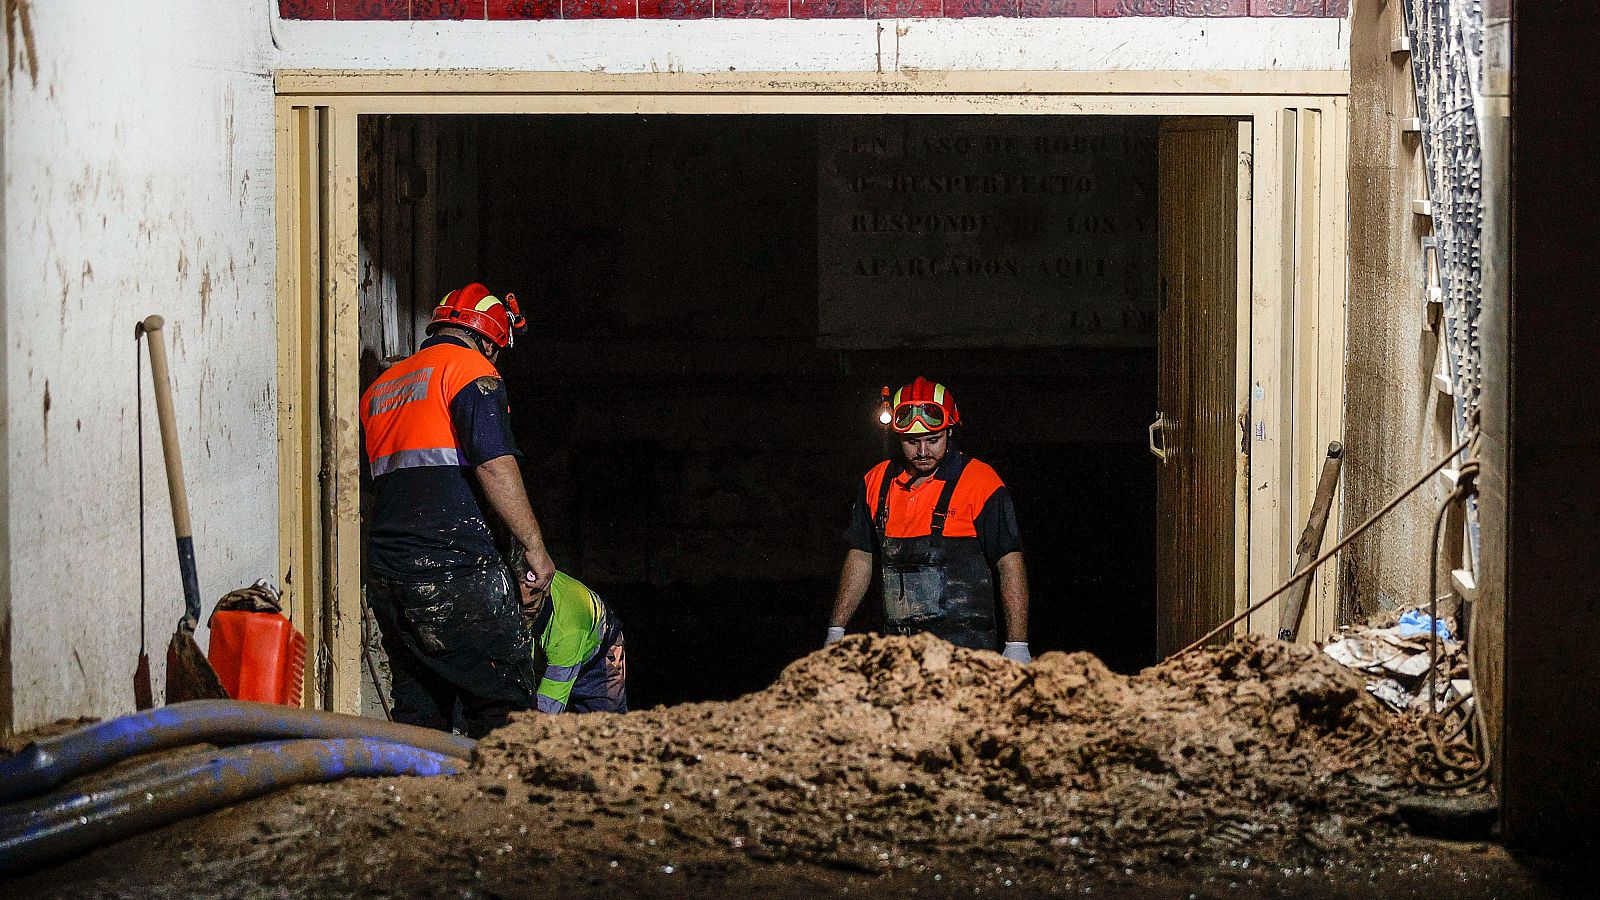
(5, 635, 1586, 898)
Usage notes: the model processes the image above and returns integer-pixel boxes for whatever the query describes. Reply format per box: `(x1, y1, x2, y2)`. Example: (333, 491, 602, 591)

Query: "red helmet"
(427, 283, 527, 348)
(889, 377, 960, 435)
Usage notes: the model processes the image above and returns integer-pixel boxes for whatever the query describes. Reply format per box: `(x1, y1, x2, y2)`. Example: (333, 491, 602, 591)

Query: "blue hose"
(0, 738, 464, 875)
(0, 700, 475, 804)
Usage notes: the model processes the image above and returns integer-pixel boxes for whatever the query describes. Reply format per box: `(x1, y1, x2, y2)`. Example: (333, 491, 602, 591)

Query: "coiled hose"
(0, 738, 463, 875)
(0, 699, 474, 804)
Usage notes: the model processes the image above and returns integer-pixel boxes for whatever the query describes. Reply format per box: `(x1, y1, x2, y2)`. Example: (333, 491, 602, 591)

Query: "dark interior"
(380, 114, 1159, 709)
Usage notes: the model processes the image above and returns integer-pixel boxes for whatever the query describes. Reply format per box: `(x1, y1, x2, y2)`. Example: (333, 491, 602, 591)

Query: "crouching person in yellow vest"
(514, 567, 628, 714)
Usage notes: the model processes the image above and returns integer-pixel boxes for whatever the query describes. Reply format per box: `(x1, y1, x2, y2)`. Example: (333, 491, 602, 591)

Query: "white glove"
(824, 626, 846, 647)
(1002, 641, 1032, 664)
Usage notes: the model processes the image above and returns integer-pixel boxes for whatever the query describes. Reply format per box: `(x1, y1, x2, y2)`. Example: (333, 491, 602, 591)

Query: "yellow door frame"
(275, 70, 1350, 711)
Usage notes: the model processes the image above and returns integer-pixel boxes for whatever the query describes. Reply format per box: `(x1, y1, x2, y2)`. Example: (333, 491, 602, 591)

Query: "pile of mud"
(19, 634, 1538, 899)
(479, 633, 1414, 874)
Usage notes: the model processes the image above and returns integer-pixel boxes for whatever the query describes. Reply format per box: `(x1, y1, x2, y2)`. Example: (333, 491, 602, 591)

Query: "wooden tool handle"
(141, 315, 203, 627)
(1277, 441, 1345, 641)
(140, 316, 191, 541)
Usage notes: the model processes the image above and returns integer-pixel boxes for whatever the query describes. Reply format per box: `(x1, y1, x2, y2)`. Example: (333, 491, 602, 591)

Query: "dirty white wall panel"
(272, 17, 1347, 73)
(3, 1, 277, 731)
(1342, 0, 1448, 620)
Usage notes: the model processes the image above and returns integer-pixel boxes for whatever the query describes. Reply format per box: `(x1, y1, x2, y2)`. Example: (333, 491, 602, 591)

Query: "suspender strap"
(874, 462, 899, 539)
(929, 453, 969, 538)
(873, 454, 970, 540)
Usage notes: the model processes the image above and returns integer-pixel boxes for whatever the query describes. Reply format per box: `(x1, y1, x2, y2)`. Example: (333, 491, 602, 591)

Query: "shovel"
(139, 315, 228, 703)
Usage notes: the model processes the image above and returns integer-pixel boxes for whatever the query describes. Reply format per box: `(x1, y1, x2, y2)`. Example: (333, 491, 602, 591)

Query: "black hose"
(0, 700, 474, 805)
(0, 737, 462, 876)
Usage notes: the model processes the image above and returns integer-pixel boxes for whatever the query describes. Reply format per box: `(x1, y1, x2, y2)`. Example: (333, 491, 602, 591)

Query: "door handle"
(1148, 413, 1169, 463)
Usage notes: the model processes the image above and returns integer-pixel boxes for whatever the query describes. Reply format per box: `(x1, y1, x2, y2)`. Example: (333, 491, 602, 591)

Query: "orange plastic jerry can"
(208, 611, 306, 706)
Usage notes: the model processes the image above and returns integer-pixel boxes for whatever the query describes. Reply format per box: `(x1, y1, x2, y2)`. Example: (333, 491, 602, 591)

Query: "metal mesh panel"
(1402, 0, 1485, 560)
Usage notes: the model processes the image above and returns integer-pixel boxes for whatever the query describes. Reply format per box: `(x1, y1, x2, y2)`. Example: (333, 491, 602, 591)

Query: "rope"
(1176, 439, 1470, 657)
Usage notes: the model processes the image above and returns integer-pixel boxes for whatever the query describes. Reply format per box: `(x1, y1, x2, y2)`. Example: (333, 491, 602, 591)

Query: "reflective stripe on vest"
(359, 341, 500, 475)
(369, 447, 464, 477)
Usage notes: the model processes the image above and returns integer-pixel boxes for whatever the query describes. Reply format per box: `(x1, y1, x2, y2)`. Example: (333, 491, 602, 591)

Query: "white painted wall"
(2, 0, 278, 732)
(271, 16, 1348, 73)
(1, 1, 1343, 732)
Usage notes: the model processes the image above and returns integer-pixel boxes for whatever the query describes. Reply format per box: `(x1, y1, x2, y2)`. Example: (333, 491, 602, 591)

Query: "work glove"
(1002, 641, 1032, 664)
(824, 626, 846, 647)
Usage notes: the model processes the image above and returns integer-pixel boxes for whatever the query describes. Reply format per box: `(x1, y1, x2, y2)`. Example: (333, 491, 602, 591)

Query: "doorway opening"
(357, 112, 1201, 709)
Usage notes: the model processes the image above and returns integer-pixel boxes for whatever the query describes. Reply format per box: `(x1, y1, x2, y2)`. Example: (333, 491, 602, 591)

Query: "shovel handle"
(1277, 441, 1345, 642)
(140, 316, 202, 626)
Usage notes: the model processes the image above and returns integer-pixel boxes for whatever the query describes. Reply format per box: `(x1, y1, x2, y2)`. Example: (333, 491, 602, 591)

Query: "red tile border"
(640, 0, 715, 17)
(1173, 0, 1248, 14)
(273, 0, 1345, 18)
(716, 0, 789, 15)
(281, 0, 336, 18)
(1097, 0, 1174, 14)
(486, 0, 560, 16)
(566, 0, 638, 15)
(945, 0, 1019, 16)
(792, 0, 866, 17)
(414, 0, 486, 17)
(336, 0, 413, 19)
(1249, 0, 1319, 14)
(1020, 0, 1094, 14)
(868, 0, 943, 16)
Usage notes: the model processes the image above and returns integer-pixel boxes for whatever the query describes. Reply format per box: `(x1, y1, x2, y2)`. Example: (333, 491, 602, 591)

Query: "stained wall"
(1340, 0, 1453, 621)
(2, 0, 279, 731)
(2, 0, 1347, 731)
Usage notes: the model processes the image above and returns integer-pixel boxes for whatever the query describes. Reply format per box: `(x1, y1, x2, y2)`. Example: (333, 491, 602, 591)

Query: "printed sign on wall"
(818, 116, 1158, 349)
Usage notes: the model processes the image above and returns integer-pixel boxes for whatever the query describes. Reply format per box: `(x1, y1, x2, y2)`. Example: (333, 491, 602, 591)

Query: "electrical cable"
(0, 737, 462, 876)
(0, 699, 474, 804)
(1411, 443, 1491, 792)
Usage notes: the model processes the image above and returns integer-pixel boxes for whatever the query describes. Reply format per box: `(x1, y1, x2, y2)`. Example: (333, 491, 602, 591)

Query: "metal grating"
(1402, 0, 1485, 562)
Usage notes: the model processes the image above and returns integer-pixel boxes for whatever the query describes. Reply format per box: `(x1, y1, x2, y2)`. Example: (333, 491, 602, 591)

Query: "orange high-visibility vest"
(360, 341, 500, 477)
(862, 456, 1006, 540)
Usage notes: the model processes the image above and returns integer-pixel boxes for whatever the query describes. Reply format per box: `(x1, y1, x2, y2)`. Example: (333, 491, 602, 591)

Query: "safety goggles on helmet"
(893, 402, 948, 433)
(886, 376, 959, 435)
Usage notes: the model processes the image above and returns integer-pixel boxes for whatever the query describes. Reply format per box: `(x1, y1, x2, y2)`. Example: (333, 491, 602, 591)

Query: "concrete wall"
(1340, 0, 1453, 620)
(1, 1, 1346, 732)
(2, 1, 279, 733)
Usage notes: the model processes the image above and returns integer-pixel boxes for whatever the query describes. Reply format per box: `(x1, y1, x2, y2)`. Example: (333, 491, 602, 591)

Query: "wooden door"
(1155, 119, 1247, 657)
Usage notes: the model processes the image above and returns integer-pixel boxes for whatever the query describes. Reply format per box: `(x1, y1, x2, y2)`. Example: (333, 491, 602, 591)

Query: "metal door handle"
(1148, 413, 1169, 462)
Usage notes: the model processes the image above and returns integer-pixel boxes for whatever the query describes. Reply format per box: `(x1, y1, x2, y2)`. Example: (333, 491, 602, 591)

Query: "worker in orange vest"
(826, 377, 1033, 663)
(359, 283, 557, 736)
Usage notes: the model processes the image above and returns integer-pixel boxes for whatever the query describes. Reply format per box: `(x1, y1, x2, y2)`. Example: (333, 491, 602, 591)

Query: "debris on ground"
(5, 634, 1548, 897)
(1322, 610, 1469, 712)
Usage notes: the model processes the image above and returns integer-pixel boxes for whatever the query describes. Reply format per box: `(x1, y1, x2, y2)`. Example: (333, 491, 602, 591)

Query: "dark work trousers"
(367, 564, 538, 737)
(566, 615, 628, 714)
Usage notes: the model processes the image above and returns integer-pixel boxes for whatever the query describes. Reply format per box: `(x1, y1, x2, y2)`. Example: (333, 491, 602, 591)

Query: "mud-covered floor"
(6, 635, 1587, 898)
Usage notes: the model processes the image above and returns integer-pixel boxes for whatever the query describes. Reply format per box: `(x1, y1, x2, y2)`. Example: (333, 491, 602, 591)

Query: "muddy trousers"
(367, 565, 539, 738)
(565, 616, 628, 714)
